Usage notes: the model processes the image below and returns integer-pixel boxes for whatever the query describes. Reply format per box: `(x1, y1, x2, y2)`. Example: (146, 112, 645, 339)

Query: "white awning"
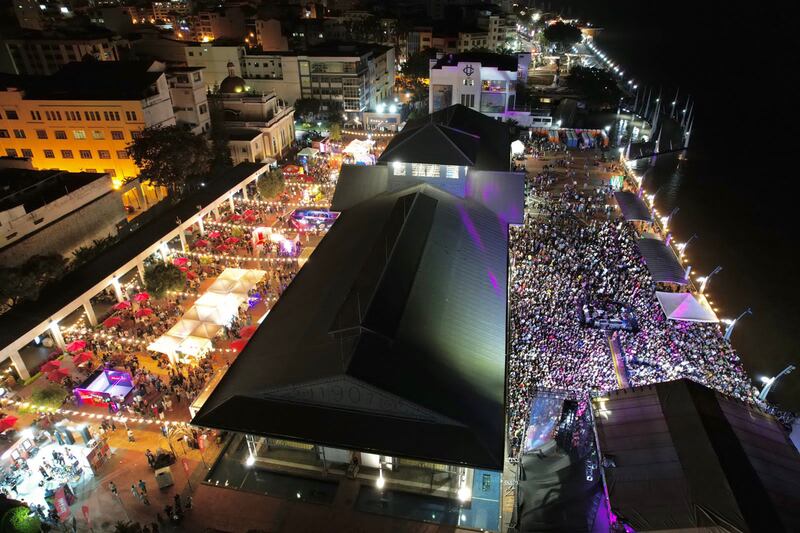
(511, 139, 525, 155)
(656, 292, 719, 323)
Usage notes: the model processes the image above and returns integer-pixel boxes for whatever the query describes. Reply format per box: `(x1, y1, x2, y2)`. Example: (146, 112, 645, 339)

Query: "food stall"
(72, 369, 134, 408)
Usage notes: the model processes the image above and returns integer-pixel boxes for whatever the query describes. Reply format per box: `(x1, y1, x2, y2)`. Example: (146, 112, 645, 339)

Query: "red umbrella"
(135, 308, 154, 318)
(0, 416, 18, 432)
(228, 338, 249, 352)
(134, 292, 150, 302)
(40, 360, 61, 373)
(46, 367, 70, 381)
(103, 316, 123, 328)
(65, 340, 86, 352)
(239, 325, 258, 338)
(244, 215, 257, 223)
(243, 209, 255, 216)
(216, 244, 229, 252)
(186, 271, 198, 280)
(208, 231, 222, 239)
(224, 237, 240, 244)
(179, 266, 189, 272)
(112, 301, 131, 311)
(229, 214, 243, 221)
(172, 257, 189, 267)
(194, 239, 209, 248)
(72, 351, 93, 365)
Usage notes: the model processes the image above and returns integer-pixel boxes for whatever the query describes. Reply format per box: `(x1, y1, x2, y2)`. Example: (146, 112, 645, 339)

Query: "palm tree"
(113, 521, 143, 533)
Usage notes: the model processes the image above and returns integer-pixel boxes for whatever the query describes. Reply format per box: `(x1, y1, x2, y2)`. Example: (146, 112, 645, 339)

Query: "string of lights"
(0, 397, 189, 427)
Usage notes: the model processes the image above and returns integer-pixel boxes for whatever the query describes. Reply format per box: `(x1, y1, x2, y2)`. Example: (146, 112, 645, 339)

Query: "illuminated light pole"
(697, 265, 722, 294)
(723, 308, 752, 342)
(678, 233, 698, 257)
(758, 365, 796, 402)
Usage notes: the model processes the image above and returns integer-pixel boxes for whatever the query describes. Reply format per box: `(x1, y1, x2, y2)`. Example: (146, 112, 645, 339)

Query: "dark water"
(557, 2, 799, 410)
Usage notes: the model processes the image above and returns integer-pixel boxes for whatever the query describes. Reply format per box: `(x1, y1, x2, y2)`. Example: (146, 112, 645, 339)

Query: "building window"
(0, 130, 8, 138)
(131, 131, 142, 140)
(30, 110, 42, 120)
(460, 94, 475, 107)
(5, 148, 17, 157)
(61, 149, 74, 158)
(21, 148, 33, 158)
(36, 129, 47, 139)
(116, 150, 129, 159)
(199, 103, 208, 115)
(73, 130, 86, 139)
(462, 79, 474, 86)
(4, 110, 18, 120)
(55, 130, 67, 139)
(79, 150, 92, 159)
(103, 111, 120, 121)
(111, 130, 124, 140)
(411, 163, 439, 177)
(98, 150, 111, 159)
(92, 131, 104, 140)
(392, 162, 406, 175)
(125, 111, 138, 121)
(446, 166, 460, 179)
(13, 129, 25, 138)
(44, 149, 55, 158)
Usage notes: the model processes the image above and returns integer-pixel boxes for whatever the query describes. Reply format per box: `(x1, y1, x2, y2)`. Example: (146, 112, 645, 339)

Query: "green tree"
(293, 98, 322, 122)
(257, 168, 285, 199)
(543, 21, 582, 49)
(0, 254, 67, 309)
(567, 65, 623, 108)
(127, 125, 211, 199)
(402, 48, 437, 80)
(143, 262, 184, 299)
(112, 521, 143, 533)
(28, 384, 67, 410)
(329, 122, 342, 141)
(0, 506, 42, 533)
(72, 234, 116, 267)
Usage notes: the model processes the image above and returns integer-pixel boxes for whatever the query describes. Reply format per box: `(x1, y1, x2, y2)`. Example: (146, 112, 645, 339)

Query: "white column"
(49, 322, 66, 351)
(179, 231, 188, 252)
(9, 350, 30, 380)
(83, 300, 98, 327)
(213, 208, 220, 222)
(136, 261, 146, 285)
(228, 195, 235, 212)
(198, 216, 205, 235)
(111, 278, 124, 302)
(159, 243, 170, 263)
(242, 185, 249, 201)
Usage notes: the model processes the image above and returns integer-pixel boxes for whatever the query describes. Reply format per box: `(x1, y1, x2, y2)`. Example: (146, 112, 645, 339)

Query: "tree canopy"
(293, 99, 344, 124)
(127, 125, 211, 198)
(143, 261, 184, 299)
(0, 254, 67, 311)
(257, 167, 285, 199)
(543, 21, 582, 48)
(567, 65, 623, 108)
(402, 48, 438, 80)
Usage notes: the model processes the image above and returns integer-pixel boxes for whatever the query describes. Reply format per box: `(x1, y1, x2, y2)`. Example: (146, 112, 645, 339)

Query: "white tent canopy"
(147, 334, 183, 357)
(656, 292, 719, 323)
(298, 147, 319, 158)
(167, 319, 203, 339)
(511, 139, 525, 155)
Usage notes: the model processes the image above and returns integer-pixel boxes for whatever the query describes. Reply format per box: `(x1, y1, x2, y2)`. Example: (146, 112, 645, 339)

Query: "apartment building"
(185, 42, 395, 113)
(165, 67, 211, 134)
(0, 28, 129, 76)
(0, 61, 176, 210)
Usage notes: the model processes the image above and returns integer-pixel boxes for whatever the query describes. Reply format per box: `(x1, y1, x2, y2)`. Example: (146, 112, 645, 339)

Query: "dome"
(219, 75, 246, 94)
(219, 61, 246, 94)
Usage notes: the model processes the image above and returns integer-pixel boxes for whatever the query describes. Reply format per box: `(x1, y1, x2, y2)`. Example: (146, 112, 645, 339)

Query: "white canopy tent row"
(655, 292, 719, 323)
(147, 268, 266, 361)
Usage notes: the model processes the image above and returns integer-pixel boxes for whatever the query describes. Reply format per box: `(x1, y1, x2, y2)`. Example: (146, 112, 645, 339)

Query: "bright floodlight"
(457, 485, 472, 502)
(389, 104, 397, 113)
(376, 474, 385, 489)
(759, 376, 772, 384)
(245, 454, 255, 467)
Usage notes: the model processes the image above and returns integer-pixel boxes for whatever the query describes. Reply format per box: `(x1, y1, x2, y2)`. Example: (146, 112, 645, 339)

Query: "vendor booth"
(73, 369, 133, 408)
(342, 139, 375, 165)
(290, 209, 339, 231)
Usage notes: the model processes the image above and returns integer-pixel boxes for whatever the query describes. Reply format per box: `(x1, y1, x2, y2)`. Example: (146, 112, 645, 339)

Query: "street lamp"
(758, 365, 796, 402)
(698, 265, 722, 294)
(723, 308, 752, 342)
(666, 207, 680, 228)
(678, 233, 698, 255)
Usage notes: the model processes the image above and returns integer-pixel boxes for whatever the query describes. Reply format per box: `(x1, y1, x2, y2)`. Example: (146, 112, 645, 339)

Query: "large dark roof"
(0, 163, 265, 351)
(614, 190, 652, 222)
(378, 104, 510, 172)
(432, 52, 518, 72)
(193, 183, 511, 470)
(636, 237, 688, 284)
(0, 61, 163, 101)
(0, 169, 106, 212)
(595, 379, 800, 532)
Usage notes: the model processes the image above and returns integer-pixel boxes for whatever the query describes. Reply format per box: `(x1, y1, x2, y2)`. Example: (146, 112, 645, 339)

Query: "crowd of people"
(506, 149, 757, 454)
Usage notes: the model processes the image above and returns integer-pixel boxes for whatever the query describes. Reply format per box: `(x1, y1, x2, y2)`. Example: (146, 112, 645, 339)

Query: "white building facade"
(429, 54, 518, 119)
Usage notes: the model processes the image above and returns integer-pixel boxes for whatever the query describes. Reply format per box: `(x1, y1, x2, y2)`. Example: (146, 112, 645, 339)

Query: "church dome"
(219, 61, 246, 94)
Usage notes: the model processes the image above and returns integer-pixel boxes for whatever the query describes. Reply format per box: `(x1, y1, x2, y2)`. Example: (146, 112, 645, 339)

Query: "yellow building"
(0, 61, 176, 212)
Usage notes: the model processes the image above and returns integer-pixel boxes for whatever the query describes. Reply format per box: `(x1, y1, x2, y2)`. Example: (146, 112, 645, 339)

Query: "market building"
(191, 105, 524, 530)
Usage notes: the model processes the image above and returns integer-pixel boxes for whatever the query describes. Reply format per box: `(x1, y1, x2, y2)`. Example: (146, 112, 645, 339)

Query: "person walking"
(127, 428, 135, 442)
(131, 484, 140, 501)
(109, 481, 118, 498)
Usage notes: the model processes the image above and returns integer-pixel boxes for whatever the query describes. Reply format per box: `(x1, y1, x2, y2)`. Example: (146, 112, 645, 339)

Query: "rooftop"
(193, 178, 514, 469)
(432, 53, 518, 72)
(0, 169, 107, 213)
(0, 61, 163, 101)
(226, 128, 262, 141)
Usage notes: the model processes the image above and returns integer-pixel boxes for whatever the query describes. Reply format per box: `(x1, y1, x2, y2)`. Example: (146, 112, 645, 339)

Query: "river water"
(553, 1, 799, 409)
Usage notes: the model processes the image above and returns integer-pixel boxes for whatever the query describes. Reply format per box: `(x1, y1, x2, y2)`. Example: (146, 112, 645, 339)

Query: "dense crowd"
(506, 162, 757, 454)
